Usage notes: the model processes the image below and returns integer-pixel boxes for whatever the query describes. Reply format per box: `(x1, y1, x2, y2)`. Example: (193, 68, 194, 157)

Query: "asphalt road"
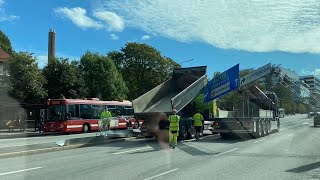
(0, 114, 319, 180)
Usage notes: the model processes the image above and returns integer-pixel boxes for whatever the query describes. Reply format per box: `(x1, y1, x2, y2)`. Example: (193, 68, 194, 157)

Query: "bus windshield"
(48, 105, 66, 121)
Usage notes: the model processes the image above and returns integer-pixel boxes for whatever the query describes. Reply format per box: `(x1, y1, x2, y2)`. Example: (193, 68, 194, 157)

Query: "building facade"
(279, 68, 310, 101)
(300, 75, 320, 108)
(0, 48, 10, 76)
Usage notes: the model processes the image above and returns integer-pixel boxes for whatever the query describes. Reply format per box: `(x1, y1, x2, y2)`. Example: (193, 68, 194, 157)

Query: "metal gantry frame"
(271, 65, 320, 111)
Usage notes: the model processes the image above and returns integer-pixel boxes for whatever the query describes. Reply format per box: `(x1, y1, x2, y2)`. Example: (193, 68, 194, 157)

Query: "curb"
(0, 137, 135, 159)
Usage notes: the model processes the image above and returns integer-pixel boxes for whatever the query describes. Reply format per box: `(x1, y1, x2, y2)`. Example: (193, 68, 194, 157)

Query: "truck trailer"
(133, 66, 207, 140)
(210, 86, 280, 138)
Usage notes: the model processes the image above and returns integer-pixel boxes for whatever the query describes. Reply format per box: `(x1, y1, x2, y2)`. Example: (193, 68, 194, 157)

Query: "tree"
(43, 58, 87, 99)
(0, 30, 14, 54)
(108, 42, 180, 100)
(80, 51, 128, 100)
(8, 52, 47, 104)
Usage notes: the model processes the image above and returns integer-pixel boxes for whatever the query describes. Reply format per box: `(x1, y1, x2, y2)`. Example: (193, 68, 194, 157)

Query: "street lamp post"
(179, 59, 194, 66)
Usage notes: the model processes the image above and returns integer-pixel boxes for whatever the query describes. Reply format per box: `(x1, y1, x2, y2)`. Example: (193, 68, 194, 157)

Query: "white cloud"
(98, 0, 320, 54)
(0, 0, 19, 22)
(54, 7, 102, 29)
(314, 69, 320, 76)
(93, 11, 125, 32)
(141, 35, 150, 40)
(110, 33, 119, 40)
(301, 68, 320, 77)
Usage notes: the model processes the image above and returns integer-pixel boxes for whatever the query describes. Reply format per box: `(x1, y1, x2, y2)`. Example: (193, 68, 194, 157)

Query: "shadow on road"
(197, 134, 251, 144)
(286, 161, 320, 173)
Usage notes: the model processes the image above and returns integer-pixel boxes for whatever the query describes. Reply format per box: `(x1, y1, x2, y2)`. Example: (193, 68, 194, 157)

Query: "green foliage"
(194, 93, 216, 113)
(108, 42, 180, 100)
(80, 51, 128, 100)
(43, 58, 87, 99)
(8, 52, 47, 104)
(0, 30, 14, 54)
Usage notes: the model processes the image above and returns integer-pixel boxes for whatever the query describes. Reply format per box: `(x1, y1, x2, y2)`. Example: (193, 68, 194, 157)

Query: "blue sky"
(0, 0, 319, 78)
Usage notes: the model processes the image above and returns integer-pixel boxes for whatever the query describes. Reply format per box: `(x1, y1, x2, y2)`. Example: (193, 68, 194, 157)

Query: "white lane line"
(144, 168, 179, 180)
(254, 138, 267, 143)
(112, 147, 152, 155)
(214, 148, 239, 157)
(0, 167, 43, 176)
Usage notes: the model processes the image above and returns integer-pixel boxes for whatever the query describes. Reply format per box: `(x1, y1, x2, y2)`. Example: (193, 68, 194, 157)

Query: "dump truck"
(132, 66, 207, 140)
(209, 86, 280, 138)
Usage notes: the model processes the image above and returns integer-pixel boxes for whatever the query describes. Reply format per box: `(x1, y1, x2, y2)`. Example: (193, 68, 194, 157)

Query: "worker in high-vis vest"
(169, 109, 180, 148)
(100, 108, 112, 131)
(193, 112, 204, 140)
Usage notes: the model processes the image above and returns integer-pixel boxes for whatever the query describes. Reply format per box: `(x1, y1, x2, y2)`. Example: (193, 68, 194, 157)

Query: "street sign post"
(204, 64, 240, 102)
(240, 63, 272, 87)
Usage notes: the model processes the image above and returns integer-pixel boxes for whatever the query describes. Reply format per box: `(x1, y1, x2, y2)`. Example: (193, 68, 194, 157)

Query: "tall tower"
(48, 28, 56, 64)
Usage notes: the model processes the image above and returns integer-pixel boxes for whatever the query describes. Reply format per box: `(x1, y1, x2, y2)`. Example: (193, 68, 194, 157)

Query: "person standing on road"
(193, 112, 204, 140)
(169, 109, 180, 149)
(100, 108, 112, 131)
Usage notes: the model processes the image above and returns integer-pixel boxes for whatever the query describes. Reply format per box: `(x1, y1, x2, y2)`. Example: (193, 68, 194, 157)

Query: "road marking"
(144, 168, 179, 180)
(214, 148, 239, 157)
(302, 122, 309, 125)
(112, 147, 152, 155)
(0, 167, 43, 176)
(254, 138, 267, 143)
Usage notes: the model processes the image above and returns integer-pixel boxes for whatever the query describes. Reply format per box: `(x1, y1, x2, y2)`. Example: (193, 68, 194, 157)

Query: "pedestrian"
(100, 108, 112, 132)
(169, 109, 180, 149)
(18, 112, 25, 132)
(193, 112, 204, 140)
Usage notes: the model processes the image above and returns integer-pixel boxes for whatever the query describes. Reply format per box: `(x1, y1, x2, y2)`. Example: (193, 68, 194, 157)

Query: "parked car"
(309, 112, 316, 118)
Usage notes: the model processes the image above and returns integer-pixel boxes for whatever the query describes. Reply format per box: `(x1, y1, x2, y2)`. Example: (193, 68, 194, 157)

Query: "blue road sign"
(204, 64, 240, 102)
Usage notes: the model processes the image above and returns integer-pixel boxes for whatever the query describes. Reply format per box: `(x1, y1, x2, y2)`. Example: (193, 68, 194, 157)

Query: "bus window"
(67, 105, 80, 119)
(91, 105, 103, 119)
(48, 105, 66, 121)
(80, 104, 92, 119)
(123, 108, 133, 116)
(80, 104, 103, 119)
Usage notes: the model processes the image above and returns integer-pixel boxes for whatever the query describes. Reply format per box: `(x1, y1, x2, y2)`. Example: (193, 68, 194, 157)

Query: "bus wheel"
(82, 124, 90, 133)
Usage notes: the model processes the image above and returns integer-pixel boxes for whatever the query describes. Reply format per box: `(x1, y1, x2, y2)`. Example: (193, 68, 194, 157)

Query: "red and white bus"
(43, 98, 142, 133)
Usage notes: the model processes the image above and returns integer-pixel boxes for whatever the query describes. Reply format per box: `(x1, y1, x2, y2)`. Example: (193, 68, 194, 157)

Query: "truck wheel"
(253, 121, 262, 138)
(265, 121, 271, 135)
(186, 129, 192, 139)
(276, 119, 280, 132)
(262, 121, 267, 137)
(134, 121, 139, 129)
(179, 124, 187, 140)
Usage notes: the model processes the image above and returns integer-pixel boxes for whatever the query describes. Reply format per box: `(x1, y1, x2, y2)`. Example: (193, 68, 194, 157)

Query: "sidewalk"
(0, 128, 55, 139)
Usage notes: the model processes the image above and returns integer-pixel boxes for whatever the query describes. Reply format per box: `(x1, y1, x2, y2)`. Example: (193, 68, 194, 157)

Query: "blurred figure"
(168, 109, 180, 149)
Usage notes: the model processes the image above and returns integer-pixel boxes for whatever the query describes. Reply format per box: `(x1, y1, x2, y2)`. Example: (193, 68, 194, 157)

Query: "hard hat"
(172, 109, 177, 114)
